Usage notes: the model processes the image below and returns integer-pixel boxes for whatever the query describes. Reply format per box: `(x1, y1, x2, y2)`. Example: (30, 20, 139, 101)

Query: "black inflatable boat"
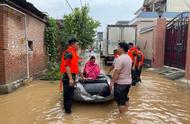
(73, 73, 114, 103)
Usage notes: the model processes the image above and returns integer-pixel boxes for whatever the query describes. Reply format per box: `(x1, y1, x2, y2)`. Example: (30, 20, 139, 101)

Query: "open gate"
(164, 12, 189, 69)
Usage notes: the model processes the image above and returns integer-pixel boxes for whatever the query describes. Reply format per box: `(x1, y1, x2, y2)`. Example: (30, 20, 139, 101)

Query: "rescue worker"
(136, 47, 144, 82)
(127, 42, 138, 86)
(60, 38, 80, 114)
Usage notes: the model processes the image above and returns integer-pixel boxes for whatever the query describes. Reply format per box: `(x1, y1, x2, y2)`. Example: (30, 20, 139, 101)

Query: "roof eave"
(2, 0, 47, 23)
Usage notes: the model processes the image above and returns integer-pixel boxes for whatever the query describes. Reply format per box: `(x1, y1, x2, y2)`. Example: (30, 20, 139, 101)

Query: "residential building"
(143, 0, 190, 12)
(0, 0, 48, 94)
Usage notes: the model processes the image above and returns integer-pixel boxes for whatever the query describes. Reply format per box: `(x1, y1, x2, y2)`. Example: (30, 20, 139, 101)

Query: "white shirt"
(114, 54, 132, 85)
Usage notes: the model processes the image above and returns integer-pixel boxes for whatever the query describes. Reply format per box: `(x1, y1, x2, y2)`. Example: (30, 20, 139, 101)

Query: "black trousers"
(132, 66, 142, 86)
(114, 84, 131, 106)
(62, 74, 76, 112)
(136, 66, 142, 82)
(132, 69, 137, 86)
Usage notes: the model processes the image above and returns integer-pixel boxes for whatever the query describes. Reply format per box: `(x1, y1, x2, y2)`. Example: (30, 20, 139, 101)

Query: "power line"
(65, 0, 73, 11)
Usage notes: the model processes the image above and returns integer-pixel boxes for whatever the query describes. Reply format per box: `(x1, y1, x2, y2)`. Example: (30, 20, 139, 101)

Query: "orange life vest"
(127, 47, 138, 62)
(60, 46, 79, 74)
(127, 50, 134, 62)
(131, 47, 138, 55)
(135, 50, 144, 66)
(138, 50, 144, 66)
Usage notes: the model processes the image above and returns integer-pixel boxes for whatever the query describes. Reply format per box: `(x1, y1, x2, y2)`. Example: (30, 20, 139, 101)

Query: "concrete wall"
(167, 0, 190, 12)
(137, 18, 167, 67)
(138, 29, 154, 65)
(136, 21, 154, 33)
(136, 21, 154, 65)
(0, 6, 47, 85)
(136, 21, 154, 43)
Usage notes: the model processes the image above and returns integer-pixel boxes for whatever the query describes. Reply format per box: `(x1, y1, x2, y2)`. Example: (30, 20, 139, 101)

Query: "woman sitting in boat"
(82, 56, 100, 80)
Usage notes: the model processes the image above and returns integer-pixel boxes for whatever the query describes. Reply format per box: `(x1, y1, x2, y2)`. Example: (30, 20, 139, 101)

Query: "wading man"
(110, 42, 132, 113)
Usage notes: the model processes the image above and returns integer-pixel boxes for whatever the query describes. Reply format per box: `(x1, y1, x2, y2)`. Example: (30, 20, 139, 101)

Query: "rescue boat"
(73, 73, 114, 103)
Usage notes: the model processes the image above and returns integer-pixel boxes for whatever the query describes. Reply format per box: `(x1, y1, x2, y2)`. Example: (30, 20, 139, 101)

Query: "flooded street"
(2, 0, 190, 123)
(1, 67, 190, 124)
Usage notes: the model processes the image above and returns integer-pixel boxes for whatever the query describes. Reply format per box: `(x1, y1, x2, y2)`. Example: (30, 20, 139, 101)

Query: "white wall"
(137, 21, 154, 33)
(167, 0, 190, 12)
(136, 21, 154, 43)
(138, 30, 154, 61)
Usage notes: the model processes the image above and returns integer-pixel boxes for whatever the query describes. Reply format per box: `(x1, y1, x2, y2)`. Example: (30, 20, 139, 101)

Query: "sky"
(27, 0, 144, 31)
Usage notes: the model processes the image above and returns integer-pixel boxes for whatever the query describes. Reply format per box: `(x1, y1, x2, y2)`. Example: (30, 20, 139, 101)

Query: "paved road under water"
(1, 66, 190, 124)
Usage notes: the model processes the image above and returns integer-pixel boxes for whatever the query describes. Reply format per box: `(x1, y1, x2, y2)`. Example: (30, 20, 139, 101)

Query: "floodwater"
(1, 66, 190, 123)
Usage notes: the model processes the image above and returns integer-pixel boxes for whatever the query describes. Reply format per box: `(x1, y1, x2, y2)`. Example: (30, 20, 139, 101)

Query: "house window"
(28, 41, 33, 51)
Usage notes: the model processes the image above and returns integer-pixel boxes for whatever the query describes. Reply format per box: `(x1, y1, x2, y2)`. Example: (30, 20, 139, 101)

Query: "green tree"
(60, 5, 100, 49)
(43, 18, 60, 81)
(45, 17, 58, 63)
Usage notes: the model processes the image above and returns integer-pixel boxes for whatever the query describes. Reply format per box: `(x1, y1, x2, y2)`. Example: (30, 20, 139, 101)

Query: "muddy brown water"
(1, 67, 190, 124)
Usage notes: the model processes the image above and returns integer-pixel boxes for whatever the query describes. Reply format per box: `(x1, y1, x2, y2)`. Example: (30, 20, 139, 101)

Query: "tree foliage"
(42, 6, 100, 81)
(45, 17, 58, 63)
(60, 5, 100, 49)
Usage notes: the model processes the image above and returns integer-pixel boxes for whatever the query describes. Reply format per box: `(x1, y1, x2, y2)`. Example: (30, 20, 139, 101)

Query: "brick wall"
(0, 50, 6, 85)
(27, 15, 47, 76)
(185, 19, 190, 80)
(0, 6, 4, 49)
(0, 6, 7, 85)
(152, 18, 166, 68)
(5, 7, 27, 83)
(0, 6, 4, 84)
(0, 6, 47, 84)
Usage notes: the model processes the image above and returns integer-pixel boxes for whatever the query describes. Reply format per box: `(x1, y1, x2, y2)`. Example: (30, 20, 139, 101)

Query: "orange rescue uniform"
(60, 46, 79, 74)
(127, 47, 138, 63)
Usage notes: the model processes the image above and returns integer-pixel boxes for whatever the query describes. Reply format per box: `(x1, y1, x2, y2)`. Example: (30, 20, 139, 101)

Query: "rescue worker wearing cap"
(60, 38, 80, 114)
(127, 42, 138, 86)
(136, 47, 144, 82)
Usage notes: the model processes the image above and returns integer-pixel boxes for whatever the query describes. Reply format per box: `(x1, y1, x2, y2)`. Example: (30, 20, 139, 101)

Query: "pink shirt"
(84, 61, 100, 80)
(114, 54, 132, 85)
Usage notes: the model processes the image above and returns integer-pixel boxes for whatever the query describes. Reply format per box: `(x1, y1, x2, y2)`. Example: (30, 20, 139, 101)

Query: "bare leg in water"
(125, 101, 129, 107)
(118, 105, 126, 113)
(118, 101, 129, 113)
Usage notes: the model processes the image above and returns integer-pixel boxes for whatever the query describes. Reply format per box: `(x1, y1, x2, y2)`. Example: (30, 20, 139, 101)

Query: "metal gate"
(164, 12, 189, 69)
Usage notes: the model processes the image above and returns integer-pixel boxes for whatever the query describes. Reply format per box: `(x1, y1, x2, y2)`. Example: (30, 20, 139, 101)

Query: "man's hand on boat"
(79, 73, 88, 81)
(69, 79, 75, 86)
(109, 81, 114, 91)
